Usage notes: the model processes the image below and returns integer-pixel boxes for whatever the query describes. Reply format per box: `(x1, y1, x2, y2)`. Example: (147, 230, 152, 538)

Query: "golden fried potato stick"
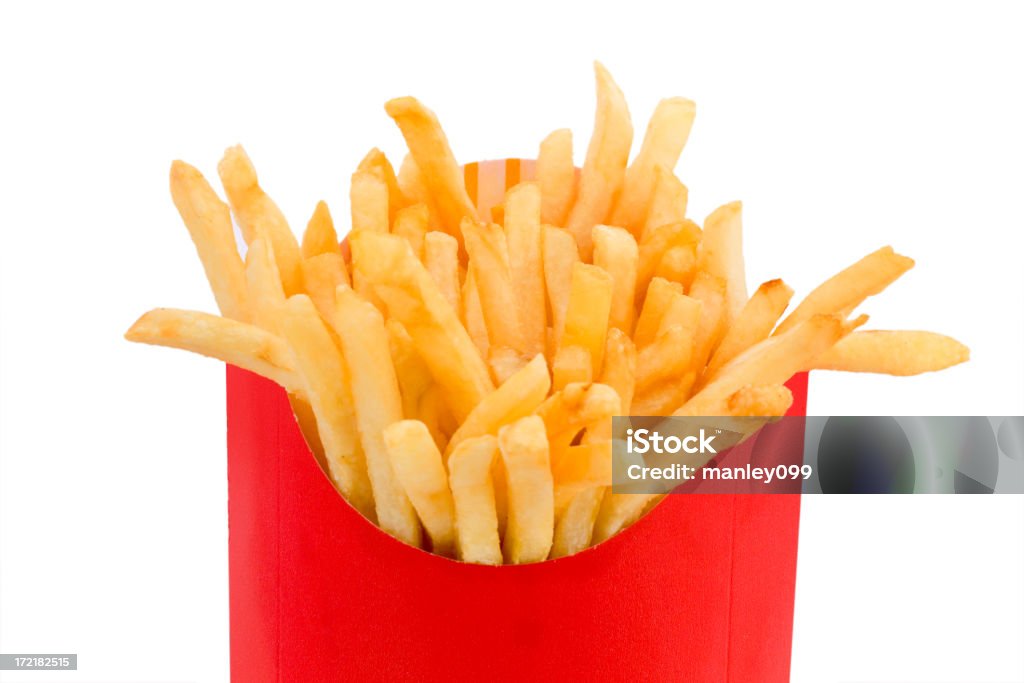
(593, 226, 639, 334)
(537, 129, 577, 226)
(423, 231, 460, 313)
(634, 277, 684, 348)
(461, 269, 490, 361)
(550, 345, 591, 391)
(560, 263, 613, 377)
(385, 319, 432, 421)
(551, 441, 613, 491)
(592, 490, 659, 544)
(674, 314, 847, 416)
(551, 487, 605, 558)
(813, 330, 969, 375)
(168, 161, 249, 321)
(537, 382, 621, 451)
(217, 146, 303, 295)
(598, 328, 638, 417)
(632, 373, 697, 415)
(351, 232, 494, 422)
(488, 346, 529, 386)
(301, 200, 341, 259)
(448, 435, 502, 565)
(416, 385, 453, 452)
(384, 420, 456, 556)
(392, 203, 429, 259)
(125, 308, 300, 392)
(654, 244, 697, 290)
(699, 201, 747, 324)
(301, 253, 349, 321)
(328, 286, 421, 547)
(244, 237, 288, 335)
(641, 167, 690, 241)
(704, 279, 793, 379)
(636, 220, 701, 301)
(357, 147, 404, 225)
(462, 219, 525, 355)
(727, 384, 794, 416)
(542, 226, 579, 344)
(610, 97, 696, 233)
(498, 416, 554, 564)
(565, 62, 633, 259)
(688, 272, 728, 371)
(505, 183, 547, 356)
(385, 97, 475, 240)
(775, 246, 914, 334)
(350, 170, 389, 234)
(277, 295, 374, 518)
(445, 354, 550, 458)
(637, 325, 696, 393)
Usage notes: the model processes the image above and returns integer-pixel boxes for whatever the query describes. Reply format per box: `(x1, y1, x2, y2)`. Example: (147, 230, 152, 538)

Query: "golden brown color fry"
(384, 420, 455, 556)
(462, 219, 525, 354)
(537, 129, 577, 226)
(634, 277, 684, 348)
(448, 435, 502, 565)
(610, 97, 696, 233)
(278, 295, 374, 518)
(705, 279, 793, 379)
(328, 286, 421, 546)
(537, 382, 620, 451)
(168, 161, 249, 321)
(301, 200, 341, 259)
(813, 330, 969, 375)
(565, 63, 633, 259)
(560, 263, 613, 376)
(301, 253, 349, 320)
(351, 232, 494, 422)
(637, 220, 701, 299)
(688, 272, 728, 371)
(699, 201, 747, 324)
(461, 269, 490, 360)
(385, 97, 475, 240)
(244, 238, 287, 334)
(350, 170, 390, 234)
(505, 183, 547, 356)
(386, 319, 432, 422)
(727, 385, 794, 416)
(641, 167, 690, 240)
(551, 487, 605, 558)
(542, 226, 579, 344)
(217, 146, 303, 295)
(357, 147, 404, 224)
(423, 231, 460, 313)
(776, 246, 914, 334)
(592, 225, 639, 334)
(552, 345, 594, 391)
(125, 308, 299, 392)
(499, 416, 554, 564)
(392, 203, 429, 259)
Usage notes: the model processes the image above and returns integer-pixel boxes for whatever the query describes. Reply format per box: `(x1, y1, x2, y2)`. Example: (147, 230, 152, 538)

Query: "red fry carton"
(225, 160, 807, 682)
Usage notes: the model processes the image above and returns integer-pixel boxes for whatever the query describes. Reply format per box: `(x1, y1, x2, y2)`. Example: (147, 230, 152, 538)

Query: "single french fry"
(350, 170, 390, 234)
(499, 416, 554, 564)
(641, 167, 690, 241)
(384, 420, 455, 556)
(392, 203, 429, 259)
(634, 277, 683, 348)
(446, 354, 550, 458)
(168, 161, 249, 321)
(301, 253, 349, 321)
(565, 62, 633, 260)
(301, 200, 341, 258)
(699, 201, 747, 325)
(542, 225, 579, 344)
(423, 231, 460, 313)
(217, 146, 303, 295)
(125, 308, 300, 392)
(327, 286, 421, 546)
(775, 246, 915, 334)
(537, 382, 621, 451)
(688, 271, 728, 371)
(351, 232, 494, 422)
(552, 345, 593, 392)
(537, 129, 577, 226)
(505, 183, 547, 356)
(386, 319, 432, 421)
(636, 325, 696, 393)
(244, 237, 287, 334)
(598, 328, 638, 416)
(461, 269, 490, 361)
(592, 225, 639, 334)
(385, 97, 475, 241)
(705, 279, 794, 379)
(632, 373, 697, 415)
(462, 219, 526, 354)
(277, 295, 374, 518)
(448, 435, 502, 565)
(488, 346, 528, 386)
(357, 147, 404, 224)
(813, 330, 969, 375)
(592, 491, 658, 544)
(551, 486, 606, 558)
(560, 263, 613, 377)
(654, 244, 697, 290)
(610, 97, 696, 233)
(674, 315, 847, 416)
(636, 220, 701, 301)
(727, 385, 794, 416)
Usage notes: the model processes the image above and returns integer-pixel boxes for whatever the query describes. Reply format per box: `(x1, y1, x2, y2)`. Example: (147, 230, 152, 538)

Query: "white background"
(2, 1, 1022, 681)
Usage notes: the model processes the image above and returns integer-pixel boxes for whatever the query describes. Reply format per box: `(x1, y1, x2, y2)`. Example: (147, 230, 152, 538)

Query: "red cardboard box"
(225, 160, 808, 681)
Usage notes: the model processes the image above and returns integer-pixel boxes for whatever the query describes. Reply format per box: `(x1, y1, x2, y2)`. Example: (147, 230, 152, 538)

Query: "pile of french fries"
(126, 63, 968, 564)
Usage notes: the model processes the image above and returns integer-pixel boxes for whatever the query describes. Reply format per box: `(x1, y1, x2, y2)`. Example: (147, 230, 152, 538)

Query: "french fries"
(129, 64, 968, 563)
